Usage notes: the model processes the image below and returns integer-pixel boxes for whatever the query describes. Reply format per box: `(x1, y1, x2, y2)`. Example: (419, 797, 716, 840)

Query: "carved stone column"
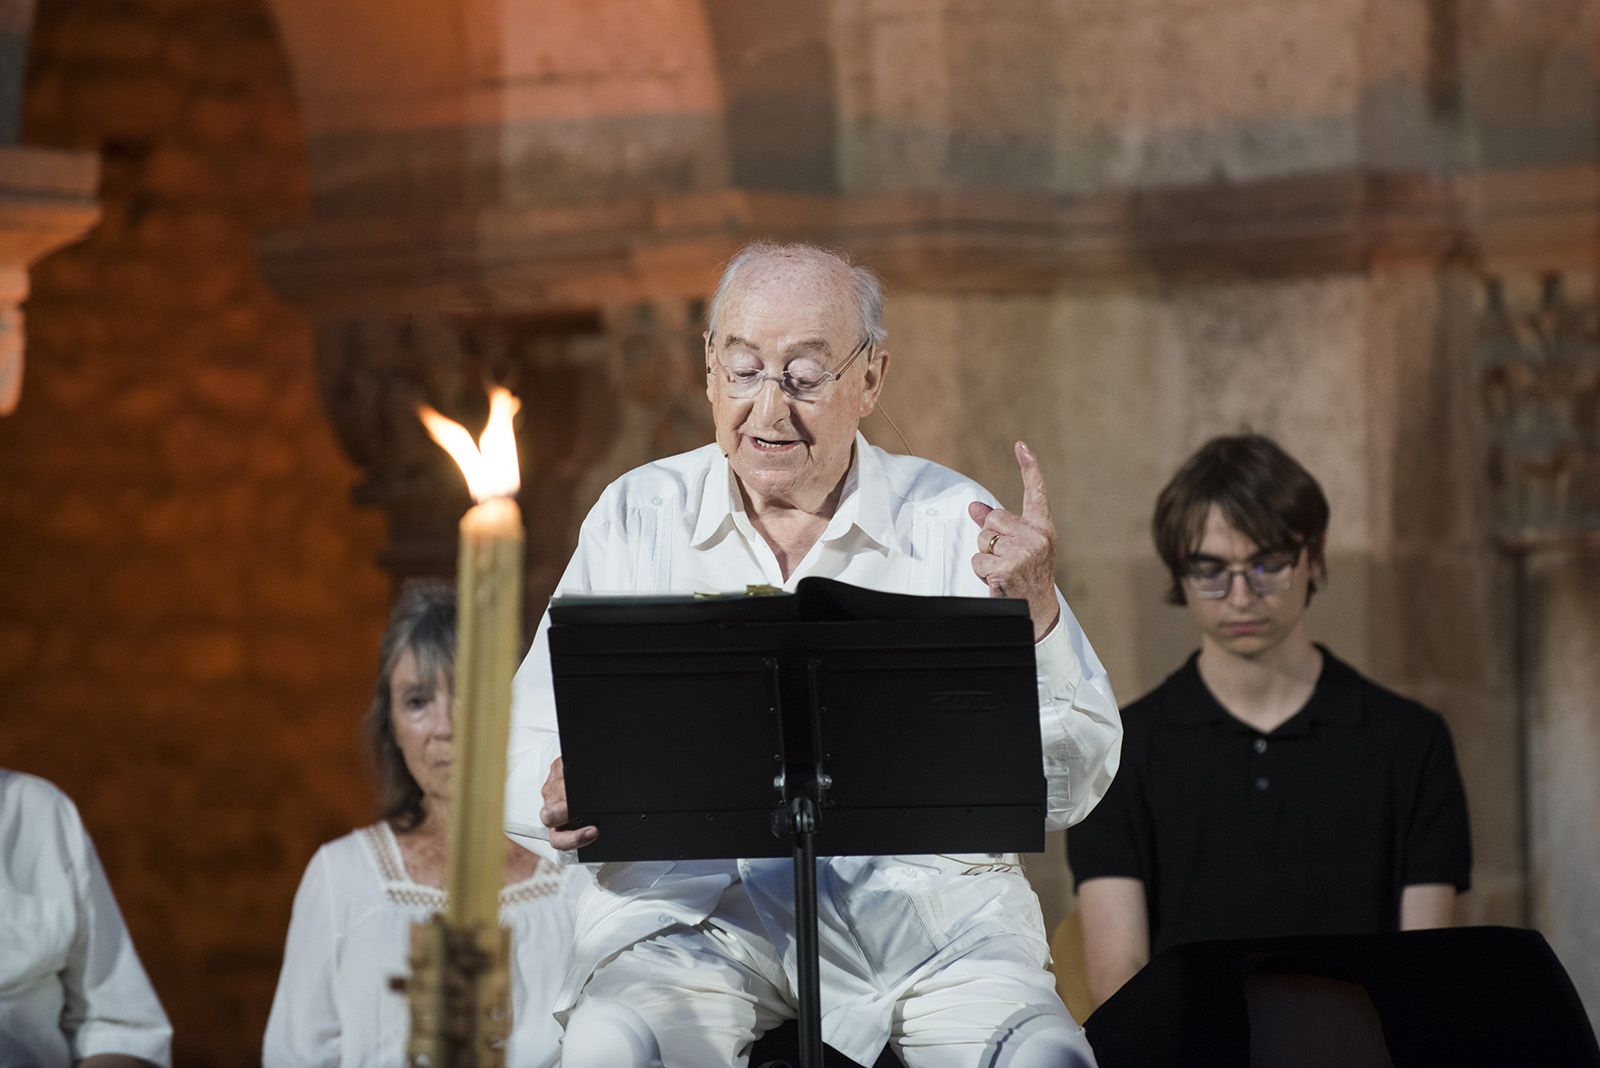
(306, 298, 710, 609)
(1477, 269, 1600, 1017)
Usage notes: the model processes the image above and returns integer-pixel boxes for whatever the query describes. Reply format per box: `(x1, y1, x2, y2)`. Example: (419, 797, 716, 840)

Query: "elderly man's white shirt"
(0, 770, 171, 1068)
(505, 436, 1121, 1056)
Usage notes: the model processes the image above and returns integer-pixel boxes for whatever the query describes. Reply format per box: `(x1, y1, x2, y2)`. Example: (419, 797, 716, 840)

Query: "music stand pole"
(773, 750, 828, 1068)
(788, 790, 822, 1068)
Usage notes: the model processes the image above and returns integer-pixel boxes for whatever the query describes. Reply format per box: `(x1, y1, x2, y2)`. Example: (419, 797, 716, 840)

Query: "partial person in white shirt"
(0, 768, 172, 1068)
(506, 242, 1123, 1068)
(264, 582, 580, 1068)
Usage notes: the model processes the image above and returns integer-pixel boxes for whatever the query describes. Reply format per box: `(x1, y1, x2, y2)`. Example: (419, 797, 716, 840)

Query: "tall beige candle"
(445, 495, 523, 926)
(420, 387, 525, 929)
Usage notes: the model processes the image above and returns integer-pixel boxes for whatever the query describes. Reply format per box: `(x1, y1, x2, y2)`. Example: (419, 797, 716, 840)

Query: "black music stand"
(1085, 927, 1600, 1068)
(549, 577, 1047, 1068)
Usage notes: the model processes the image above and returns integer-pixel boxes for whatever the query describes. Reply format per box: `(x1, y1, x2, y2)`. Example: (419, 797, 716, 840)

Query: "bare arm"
(1399, 883, 1456, 930)
(1077, 876, 1151, 1009)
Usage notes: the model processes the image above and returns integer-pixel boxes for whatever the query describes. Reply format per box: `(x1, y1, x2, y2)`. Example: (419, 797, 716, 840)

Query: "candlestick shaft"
(446, 497, 524, 927)
(403, 917, 512, 1068)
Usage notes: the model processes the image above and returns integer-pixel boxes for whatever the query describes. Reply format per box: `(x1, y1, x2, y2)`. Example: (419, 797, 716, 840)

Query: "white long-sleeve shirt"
(262, 823, 581, 1068)
(0, 770, 172, 1068)
(503, 435, 1121, 1059)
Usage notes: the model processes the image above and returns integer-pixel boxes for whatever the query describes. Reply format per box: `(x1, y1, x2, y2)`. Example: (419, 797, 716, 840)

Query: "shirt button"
(651, 496, 664, 506)
(1255, 776, 1270, 791)
(925, 508, 937, 517)
(1253, 738, 1267, 754)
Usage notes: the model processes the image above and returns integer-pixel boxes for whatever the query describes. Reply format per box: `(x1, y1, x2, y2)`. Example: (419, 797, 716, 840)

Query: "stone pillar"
(1477, 266, 1600, 1025)
(0, 149, 100, 414)
(0, 0, 101, 414)
(1523, 546, 1600, 1024)
(1460, 3, 1600, 1028)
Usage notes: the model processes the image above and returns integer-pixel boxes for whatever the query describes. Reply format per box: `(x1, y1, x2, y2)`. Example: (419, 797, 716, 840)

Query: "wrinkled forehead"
(712, 254, 859, 345)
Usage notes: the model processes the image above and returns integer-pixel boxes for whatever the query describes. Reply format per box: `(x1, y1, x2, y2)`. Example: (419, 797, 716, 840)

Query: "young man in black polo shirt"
(1066, 434, 1471, 1008)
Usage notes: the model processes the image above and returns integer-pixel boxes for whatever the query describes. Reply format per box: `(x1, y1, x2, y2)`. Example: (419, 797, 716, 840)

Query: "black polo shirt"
(1067, 647, 1471, 955)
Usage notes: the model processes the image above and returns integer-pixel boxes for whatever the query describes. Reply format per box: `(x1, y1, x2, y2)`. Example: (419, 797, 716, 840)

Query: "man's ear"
(1308, 535, 1328, 583)
(860, 348, 889, 416)
(703, 330, 716, 405)
(1303, 536, 1328, 605)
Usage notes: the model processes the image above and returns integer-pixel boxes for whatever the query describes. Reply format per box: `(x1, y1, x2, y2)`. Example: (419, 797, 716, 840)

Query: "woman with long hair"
(264, 581, 575, 1066)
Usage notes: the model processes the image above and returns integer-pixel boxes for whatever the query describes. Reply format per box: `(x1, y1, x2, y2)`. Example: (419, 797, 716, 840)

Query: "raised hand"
(968, 441, 1061, 641)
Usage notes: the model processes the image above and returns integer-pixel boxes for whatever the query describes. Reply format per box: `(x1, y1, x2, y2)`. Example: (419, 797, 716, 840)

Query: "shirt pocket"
(0, 888, 74, 995)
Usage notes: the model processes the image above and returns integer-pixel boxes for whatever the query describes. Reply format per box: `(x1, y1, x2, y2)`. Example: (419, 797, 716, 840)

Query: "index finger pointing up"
(1016, 441, 1052, 523)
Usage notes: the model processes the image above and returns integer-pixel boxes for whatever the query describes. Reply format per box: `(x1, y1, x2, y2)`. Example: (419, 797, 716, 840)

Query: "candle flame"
(419, 387, 522, 501)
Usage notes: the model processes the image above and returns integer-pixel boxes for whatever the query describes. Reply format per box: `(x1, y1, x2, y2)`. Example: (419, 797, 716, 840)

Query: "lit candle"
(419, 387, 524, 927)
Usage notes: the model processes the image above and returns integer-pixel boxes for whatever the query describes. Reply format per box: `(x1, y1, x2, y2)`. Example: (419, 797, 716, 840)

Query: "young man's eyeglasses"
(1183, 549, 1300, 599)
(705, 332, 873, 401)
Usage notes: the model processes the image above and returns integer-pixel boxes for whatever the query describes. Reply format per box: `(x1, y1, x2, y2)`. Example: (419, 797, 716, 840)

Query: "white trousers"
(560, 886, 1097, 1068)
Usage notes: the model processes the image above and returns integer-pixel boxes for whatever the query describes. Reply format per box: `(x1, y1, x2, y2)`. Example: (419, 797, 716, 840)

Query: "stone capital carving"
(0, 145, 101, 415)
(1479, 273, 1600, 549)
(310, 299, 710, 593)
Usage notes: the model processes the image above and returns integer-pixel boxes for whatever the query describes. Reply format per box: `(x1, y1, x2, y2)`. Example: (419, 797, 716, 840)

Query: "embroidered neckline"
(360, 822, 562, 910)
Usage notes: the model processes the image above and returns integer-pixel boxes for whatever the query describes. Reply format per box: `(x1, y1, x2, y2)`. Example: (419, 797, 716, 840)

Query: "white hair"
(707, 242, 887, 346)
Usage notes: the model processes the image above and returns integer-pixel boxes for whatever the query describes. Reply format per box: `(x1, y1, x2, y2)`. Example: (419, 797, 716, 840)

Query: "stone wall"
(877, 265, 1522, 940)
(0, 0, 387, 1063)
(830, 0, 1593, 1011)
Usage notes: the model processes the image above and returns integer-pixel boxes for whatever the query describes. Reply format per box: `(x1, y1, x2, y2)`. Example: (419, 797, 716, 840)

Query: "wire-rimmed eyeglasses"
(705, 332, 873, 401)
(1183, 550, 1300, 599)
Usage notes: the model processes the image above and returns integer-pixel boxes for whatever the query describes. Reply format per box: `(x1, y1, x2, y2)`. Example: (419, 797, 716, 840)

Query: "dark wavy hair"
(1153, 434, 1330, 606)
(364, 580, 457, 832)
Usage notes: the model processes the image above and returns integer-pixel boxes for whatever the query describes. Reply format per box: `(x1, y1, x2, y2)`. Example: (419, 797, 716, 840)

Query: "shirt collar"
(690, 448, 737, 548)
(1166, 644, 1363, 735)
(687, 433, 909, 556)
(835, 433, 906, 555)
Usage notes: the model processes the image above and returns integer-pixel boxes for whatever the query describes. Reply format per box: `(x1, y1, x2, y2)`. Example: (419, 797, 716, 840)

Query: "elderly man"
(505, 243, 1121, 1068)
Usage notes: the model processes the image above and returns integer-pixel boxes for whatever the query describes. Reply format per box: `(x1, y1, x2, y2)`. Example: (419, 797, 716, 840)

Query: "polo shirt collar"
(688, 433, 906, 555)
(1166, 644, 1364, 735)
